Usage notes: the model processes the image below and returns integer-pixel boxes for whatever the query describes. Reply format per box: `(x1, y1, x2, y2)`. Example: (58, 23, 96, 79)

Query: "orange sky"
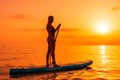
(1, 0, 120, 44)
(0, 0, 120, 29)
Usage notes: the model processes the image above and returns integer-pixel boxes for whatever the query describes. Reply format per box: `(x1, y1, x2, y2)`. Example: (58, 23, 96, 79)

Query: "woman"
(46, 16, 61, 67)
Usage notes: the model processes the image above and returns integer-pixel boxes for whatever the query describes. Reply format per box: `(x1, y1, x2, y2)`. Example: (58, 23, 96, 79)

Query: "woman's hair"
(48, 16, 53, 20)
(48, 15, 54, 24)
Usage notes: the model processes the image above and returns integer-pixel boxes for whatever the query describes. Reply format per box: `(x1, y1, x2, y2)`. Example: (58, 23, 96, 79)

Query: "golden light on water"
(100, 45, 107, 64)
(100, 45, 110, 65)
(100, 45, 106, 54)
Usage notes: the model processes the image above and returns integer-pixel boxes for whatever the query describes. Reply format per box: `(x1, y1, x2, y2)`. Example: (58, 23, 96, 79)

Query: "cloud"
(12, 14, 35, 21)
(111, 6, 120, 11)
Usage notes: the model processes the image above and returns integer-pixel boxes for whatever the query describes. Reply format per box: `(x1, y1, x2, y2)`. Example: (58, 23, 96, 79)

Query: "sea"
(0, 30, 120, 80)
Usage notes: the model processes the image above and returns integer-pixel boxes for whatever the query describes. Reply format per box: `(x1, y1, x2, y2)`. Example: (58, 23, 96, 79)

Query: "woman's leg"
(51, 41, 56, 66)
(46, 41, 51, 67)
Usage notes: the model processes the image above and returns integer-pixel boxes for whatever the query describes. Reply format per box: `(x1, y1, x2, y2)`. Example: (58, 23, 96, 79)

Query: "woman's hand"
(58, 24, 61, 28)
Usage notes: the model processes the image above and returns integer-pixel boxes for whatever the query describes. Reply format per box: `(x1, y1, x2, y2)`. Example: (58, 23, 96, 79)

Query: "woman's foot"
(53, 64, 60, 67)
(52, 62, 60, 67)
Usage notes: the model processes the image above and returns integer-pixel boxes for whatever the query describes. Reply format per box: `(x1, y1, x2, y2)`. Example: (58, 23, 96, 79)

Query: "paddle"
(55, 24, 61, 40)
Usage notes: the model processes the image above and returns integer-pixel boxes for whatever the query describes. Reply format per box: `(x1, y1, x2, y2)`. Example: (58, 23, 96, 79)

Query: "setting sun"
(96, 21, 110, 34)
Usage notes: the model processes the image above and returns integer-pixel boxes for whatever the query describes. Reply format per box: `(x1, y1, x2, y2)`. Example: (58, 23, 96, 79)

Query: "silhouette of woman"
(46, 16, 61, 67)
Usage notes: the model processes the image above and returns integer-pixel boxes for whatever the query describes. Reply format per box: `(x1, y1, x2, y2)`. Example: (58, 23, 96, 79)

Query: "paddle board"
(10, 60, 93, 75)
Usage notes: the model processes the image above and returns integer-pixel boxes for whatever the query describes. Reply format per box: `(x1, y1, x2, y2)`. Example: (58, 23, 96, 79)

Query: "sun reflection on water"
(100, 45, 107, 64)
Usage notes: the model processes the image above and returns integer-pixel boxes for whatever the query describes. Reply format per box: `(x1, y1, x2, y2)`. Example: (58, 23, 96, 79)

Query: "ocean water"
(0, 30, 120, 80)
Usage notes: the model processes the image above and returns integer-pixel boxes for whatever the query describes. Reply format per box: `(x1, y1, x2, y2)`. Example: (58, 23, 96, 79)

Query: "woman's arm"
(55, 24, 61, 32)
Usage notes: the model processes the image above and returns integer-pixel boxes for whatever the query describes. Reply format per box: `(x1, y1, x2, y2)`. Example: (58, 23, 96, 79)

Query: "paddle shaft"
(55, 26, 60, 40)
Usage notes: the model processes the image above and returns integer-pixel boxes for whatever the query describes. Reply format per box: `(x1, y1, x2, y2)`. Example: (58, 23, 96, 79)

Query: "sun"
(96, 21, 110, 34)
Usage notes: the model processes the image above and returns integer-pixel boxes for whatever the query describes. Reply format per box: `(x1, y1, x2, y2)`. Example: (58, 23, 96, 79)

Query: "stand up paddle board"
(10, 60, 93, 75)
